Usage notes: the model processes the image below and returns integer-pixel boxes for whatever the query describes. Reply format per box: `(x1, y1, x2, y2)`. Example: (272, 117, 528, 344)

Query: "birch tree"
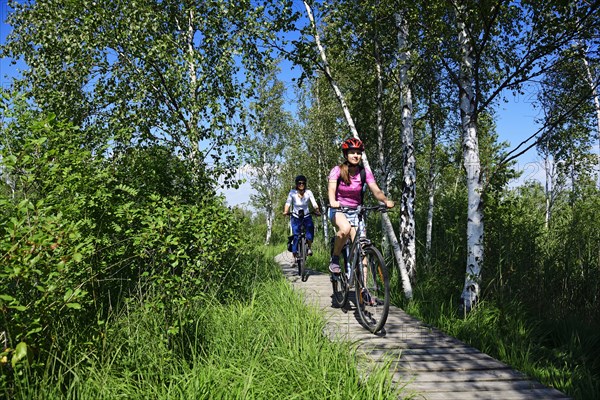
(454, 1, 484, 312)
(246, 74, 291, 244)
(396, 11, 417, 280)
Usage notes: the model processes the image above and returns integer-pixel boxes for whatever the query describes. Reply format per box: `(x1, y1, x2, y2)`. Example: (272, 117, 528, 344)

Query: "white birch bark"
(544, 147, 554, 228)
(186, 10, 198, 156)
(315, 82, 330, 245)
(457, 7, 483, 312)
(265, 206, 274, 244)
(396, 12, 417, 280)
(303, 0, 412, 298)
(426, 116, 437, 260)
(261, 151, 276, 244)
(317, 147, 330, 245)
(302, 1, 358, 136)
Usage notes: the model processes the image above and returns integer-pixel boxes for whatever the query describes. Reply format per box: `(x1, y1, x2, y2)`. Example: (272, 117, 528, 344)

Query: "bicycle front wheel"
(331, 247, 349, 308)
(298, 236, 306, 278)
(355, 245, 390, 333)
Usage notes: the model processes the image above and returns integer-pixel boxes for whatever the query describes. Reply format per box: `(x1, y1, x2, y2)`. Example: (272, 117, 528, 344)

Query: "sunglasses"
(297, 181, 306, 185)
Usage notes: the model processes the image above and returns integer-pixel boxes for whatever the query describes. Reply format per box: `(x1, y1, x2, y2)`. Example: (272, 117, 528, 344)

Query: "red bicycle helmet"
(341, 137, 364, 153)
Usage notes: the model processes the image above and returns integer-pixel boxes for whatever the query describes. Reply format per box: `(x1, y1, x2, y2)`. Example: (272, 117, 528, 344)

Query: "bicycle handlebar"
(328, 204, 388, 213)
(284, 210, 321, 217)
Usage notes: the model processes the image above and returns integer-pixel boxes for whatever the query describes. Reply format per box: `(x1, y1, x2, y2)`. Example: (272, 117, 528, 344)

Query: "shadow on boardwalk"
(275, 251, 571, 400)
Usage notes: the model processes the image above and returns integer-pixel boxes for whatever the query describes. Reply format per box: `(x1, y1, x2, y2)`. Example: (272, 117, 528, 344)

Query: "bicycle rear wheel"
(355, 245, 390, 333)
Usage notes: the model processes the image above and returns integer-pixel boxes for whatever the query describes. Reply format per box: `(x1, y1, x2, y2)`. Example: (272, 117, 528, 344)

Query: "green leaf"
(12, 342, 28, 367)
(27, 327, 43, 336)
(66, 303, 81, 310)
(32, 137, 48, 145)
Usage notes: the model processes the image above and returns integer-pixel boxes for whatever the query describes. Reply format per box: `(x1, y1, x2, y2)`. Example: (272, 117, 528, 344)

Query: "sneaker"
(307, 248, 313, 256)
(329, 262, 341, 274)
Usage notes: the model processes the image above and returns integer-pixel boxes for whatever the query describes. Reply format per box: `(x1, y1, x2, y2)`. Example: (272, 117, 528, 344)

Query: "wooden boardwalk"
(275, 251, 571, 400)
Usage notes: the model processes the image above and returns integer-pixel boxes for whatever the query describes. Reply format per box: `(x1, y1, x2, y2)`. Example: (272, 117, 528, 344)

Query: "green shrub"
(0, 110, 268, 384)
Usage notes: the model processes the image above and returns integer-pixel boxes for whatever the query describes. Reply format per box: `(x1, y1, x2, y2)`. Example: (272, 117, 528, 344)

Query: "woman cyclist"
(328, 138, 394, 274)
(283, 175, 321, 258)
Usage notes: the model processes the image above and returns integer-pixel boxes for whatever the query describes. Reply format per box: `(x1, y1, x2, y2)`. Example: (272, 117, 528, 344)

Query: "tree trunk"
(317, 149, 330, 245)
(265, 207, 274, 245)
(544, 147, 554, 229)
(185, 9, 200, 169)
(396, 12, 417, 280)
(457, 8, 483, 313)
(303, 0, 412, 299)
(315, 82, 330, 245)
(426, 114, 437, 262)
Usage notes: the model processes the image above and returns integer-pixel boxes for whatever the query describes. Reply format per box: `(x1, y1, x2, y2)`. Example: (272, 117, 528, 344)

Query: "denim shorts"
(328, 207, 359, 227)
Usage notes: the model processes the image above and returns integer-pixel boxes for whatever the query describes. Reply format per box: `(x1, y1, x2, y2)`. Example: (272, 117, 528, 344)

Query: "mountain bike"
(329, 205, 390, 334)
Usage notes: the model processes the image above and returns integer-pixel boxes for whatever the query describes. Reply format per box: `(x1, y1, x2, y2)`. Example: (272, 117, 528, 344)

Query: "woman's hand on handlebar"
(384, 199, 394, 209)
(329, 200, 341, 209)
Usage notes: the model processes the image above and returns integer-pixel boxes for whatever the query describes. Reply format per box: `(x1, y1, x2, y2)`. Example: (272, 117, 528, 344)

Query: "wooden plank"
(398, 388, 570, 400)
(405, 379, 555, 392)
(405, 380, 566, 399)
(366, 347, 484, 361)
(392, 369, 530, 383)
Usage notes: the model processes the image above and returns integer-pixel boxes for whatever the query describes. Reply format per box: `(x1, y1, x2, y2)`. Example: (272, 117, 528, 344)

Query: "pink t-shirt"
(328, 165, 375, 207)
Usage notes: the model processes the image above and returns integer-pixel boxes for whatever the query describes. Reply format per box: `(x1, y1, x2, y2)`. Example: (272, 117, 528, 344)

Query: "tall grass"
(8, 261, 402, 399)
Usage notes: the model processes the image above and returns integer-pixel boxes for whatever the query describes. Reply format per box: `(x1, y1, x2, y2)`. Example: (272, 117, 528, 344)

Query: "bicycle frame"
(332, 205, 375, 275)
(340, 213, 369, 287)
